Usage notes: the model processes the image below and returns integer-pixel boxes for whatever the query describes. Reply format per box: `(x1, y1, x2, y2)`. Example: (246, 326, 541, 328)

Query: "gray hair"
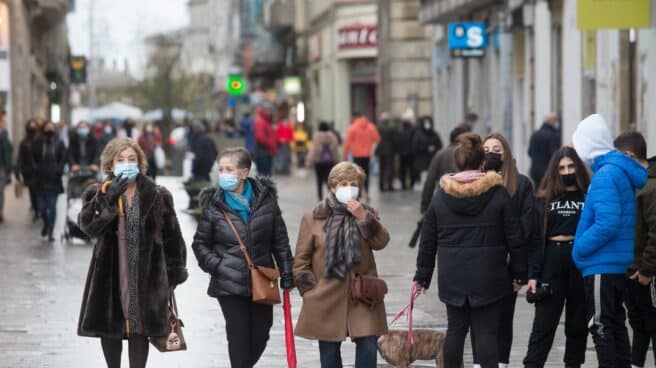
(219, 147, 252, 170)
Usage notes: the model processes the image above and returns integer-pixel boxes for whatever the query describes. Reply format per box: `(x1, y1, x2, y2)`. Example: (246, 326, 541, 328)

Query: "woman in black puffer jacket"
(192, 147, 294, 368)
(413, 133, 527, 368)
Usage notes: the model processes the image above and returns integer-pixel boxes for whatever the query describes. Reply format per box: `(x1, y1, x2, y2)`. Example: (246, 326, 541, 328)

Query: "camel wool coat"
(293, 200, 390, 342)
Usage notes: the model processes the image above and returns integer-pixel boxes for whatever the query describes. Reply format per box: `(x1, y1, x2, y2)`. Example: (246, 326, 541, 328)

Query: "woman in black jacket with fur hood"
(192, 147, 294, 368)
(413, 133, 527, 368)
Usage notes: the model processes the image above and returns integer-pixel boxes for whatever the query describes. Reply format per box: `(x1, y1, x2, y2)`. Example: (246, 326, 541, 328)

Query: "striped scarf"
(323, 195, 361, 279)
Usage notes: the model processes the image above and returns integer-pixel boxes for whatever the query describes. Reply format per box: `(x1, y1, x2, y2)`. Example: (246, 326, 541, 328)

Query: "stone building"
(420, 0, 656, 170)
(0, 0, 70, 144)
(377, 0, 432, 118)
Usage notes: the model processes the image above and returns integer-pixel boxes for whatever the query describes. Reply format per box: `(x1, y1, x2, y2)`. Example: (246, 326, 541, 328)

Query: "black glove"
(105, 174, 130, 204)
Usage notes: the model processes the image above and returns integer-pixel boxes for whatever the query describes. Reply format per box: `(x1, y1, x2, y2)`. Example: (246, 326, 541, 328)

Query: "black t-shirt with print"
(546, 190, 585, 238)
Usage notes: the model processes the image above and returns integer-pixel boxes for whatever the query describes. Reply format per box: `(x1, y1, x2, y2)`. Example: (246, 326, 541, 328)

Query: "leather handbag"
(223, 210, 281, 305)
(150, 292, 187, 352)
(350, 271, 388, 307)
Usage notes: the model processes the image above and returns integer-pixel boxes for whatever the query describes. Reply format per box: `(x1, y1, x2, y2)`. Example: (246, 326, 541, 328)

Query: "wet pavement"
(0, 171, 653, 367)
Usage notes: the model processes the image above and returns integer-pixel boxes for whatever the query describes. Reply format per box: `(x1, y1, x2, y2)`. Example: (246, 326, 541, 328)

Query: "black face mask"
(561, 173, 577, 186)
(484, 152, 503, 172)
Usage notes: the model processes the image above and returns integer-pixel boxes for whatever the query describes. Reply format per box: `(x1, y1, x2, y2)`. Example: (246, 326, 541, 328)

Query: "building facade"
(0, 0, 70, 145)
(420, 0, 656, 170)
(299, 0, 378, 131)
(378, 0, 433, 118)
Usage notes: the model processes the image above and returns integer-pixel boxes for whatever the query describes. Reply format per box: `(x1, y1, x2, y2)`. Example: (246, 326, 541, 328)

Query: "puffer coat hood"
(572, 114, 614, 167)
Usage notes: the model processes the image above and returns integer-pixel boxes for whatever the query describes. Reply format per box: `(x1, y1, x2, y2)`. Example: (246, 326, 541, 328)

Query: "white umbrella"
(92, 102, 143, 120)
(143, 108, 187, 121)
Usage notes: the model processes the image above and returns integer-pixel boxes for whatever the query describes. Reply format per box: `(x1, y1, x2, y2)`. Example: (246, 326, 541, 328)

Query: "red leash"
(390, 283, 421, 345)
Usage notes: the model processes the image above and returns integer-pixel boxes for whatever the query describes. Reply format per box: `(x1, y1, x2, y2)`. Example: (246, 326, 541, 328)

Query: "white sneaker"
(498, 364, 508, 368)
(631, 365, 642, 368)
(473, 365, 482, 368)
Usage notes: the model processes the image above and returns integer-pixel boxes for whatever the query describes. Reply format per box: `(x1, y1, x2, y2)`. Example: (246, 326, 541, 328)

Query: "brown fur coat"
(77, 175, 188, 339)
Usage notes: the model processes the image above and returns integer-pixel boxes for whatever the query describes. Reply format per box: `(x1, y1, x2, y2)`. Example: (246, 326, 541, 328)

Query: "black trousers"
(377, 154, 395, 191)
(315, 162, 334, 201)
(584, 274, 631, 368)
(626, 278, 656, 367)
(352, 157, 371, 194)
(399, 154, 415, 190)
(444, 300, 502, 368)
(255, 155, 273, 177)
(218, 295, 273, 368)
(524, 242, 588, 367)
(101, 335, 149, 368)
(471, 292, 516, 365)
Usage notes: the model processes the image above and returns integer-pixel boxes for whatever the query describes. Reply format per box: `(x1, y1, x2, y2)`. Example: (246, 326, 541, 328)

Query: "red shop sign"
(337, 25, 377, 49)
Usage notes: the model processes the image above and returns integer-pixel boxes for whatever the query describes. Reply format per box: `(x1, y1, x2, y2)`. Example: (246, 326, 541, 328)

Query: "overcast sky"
(67, 0, 189, 78)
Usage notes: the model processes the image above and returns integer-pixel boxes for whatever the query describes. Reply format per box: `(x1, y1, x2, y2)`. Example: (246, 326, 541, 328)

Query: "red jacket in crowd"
(275, 121, 294, 145)
(254, 108, 277, 156)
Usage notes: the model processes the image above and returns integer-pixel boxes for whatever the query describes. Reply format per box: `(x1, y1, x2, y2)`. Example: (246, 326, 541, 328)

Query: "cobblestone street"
(0, 172, 652, 367)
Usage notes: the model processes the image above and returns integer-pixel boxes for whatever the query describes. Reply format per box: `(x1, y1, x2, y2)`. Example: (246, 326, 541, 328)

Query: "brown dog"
(377, 329, 446, 368)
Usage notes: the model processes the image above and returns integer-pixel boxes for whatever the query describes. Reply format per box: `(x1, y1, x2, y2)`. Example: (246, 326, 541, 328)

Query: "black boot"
(41, 223, 48, 237)
(48, 229, 55, 242)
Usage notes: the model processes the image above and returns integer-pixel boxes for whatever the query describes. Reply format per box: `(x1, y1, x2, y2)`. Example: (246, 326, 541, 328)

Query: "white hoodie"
(572, 114, 614, 167)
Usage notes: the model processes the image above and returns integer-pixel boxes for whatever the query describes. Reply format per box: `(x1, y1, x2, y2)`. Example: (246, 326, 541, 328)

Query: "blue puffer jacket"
(573, 151, 648, 276)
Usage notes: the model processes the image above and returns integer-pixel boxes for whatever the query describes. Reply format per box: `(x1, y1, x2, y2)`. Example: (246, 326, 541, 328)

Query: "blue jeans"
(37, 195, 58, 230)
(319, 336, 378, 368)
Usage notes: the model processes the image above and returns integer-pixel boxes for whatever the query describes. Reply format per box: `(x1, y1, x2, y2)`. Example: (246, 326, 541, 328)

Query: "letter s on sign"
(466, 26, 484, 48)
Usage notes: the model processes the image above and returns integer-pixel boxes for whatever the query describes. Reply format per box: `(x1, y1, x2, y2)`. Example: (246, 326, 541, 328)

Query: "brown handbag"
(150, 292, 187, 352)
(350, 271, 388, 307)
(223, 210, 281, 305)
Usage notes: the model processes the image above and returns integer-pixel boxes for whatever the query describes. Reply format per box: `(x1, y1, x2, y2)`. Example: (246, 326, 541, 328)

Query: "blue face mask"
(78, 128, 90, 137)
(219, 173, 240, 192)
(113, 163, 139, 182)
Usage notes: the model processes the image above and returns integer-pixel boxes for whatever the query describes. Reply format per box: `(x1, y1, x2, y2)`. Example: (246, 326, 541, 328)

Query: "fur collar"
(199, 176, 277, 210)
(439, 171, 503, 198)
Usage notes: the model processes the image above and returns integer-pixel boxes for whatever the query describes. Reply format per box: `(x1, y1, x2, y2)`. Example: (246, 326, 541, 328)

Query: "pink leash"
(390, 283, 421, 345)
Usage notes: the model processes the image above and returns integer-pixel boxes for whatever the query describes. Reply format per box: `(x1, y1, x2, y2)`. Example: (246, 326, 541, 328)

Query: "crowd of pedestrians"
(3, 103, 654, 368)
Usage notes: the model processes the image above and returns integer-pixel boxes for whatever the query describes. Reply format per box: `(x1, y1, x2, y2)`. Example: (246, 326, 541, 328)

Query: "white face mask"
(335, 186, 359, 204)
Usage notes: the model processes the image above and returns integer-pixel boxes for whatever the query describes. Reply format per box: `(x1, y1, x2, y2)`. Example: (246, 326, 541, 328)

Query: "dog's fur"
(377, 329, 447, 368)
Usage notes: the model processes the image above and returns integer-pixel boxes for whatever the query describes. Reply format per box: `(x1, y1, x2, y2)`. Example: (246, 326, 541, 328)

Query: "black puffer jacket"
(32, 136, 67, 196)
(414, 171, 526, 307)
(192, 177, 294, 298)
(68, 133, 100, 167)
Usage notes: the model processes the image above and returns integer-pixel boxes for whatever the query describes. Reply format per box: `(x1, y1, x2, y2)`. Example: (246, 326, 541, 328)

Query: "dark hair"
(536, 146, 591, 204)
(614, 131, 647, 160)
(318, 121, 330, 132)
(420, 115, 433, 126)
(454, 133, 485, 171)
(484, 133, 520, 197)
(449, 125, 471, 144)
(219, 147, 252, 170)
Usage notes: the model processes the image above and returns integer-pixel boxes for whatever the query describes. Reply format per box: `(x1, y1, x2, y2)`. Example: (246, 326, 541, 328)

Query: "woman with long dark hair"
(414, 133, 526, 367)
(471, 133, 535, 367)
(523, 146, 591, 367)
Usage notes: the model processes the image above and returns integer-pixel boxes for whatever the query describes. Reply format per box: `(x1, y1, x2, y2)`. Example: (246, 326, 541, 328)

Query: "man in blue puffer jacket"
(572, 114, 648, 367)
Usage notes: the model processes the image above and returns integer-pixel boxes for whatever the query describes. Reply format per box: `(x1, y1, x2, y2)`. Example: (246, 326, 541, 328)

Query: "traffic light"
(226, 75, 246, 96)
(70, 56, 87, 84)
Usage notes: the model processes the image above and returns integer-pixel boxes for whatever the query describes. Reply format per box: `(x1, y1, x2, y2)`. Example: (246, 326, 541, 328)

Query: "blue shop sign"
(448, 22, 488, 58)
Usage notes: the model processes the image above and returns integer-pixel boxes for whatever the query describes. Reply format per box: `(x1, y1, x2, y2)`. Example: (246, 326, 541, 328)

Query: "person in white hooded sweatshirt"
(571, 114, 648, 368)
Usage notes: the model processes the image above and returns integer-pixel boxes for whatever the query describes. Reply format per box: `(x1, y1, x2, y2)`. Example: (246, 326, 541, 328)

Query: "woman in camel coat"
(294, 161, 390, 368)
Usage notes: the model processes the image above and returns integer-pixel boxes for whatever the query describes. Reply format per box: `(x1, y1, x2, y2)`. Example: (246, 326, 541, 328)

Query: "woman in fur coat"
(77, 138, 188, 368)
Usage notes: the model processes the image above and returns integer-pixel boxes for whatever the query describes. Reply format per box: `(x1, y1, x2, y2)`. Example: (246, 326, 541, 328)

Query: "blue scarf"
(224, 180, 254, 223)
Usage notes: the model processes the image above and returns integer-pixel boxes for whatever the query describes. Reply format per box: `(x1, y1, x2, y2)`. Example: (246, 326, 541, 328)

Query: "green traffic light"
(227, 75, 246, 96)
